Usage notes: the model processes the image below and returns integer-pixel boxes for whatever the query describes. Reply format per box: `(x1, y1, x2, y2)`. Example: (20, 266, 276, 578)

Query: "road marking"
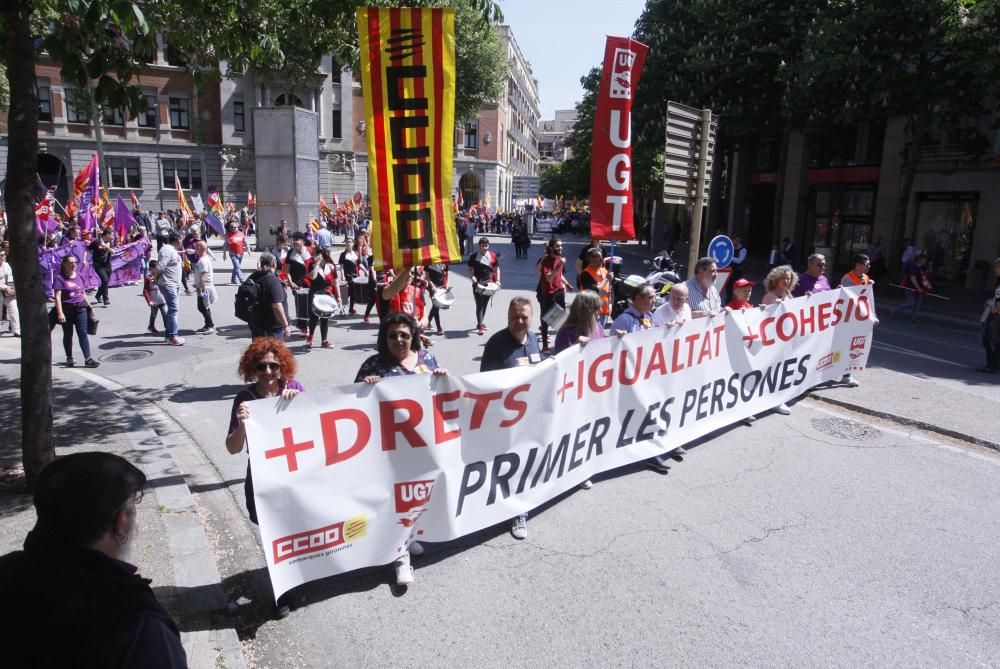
(872, 341, 969, 368)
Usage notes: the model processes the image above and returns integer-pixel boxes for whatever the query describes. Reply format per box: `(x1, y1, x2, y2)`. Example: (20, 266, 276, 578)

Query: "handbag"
(87, 316, 99, 336)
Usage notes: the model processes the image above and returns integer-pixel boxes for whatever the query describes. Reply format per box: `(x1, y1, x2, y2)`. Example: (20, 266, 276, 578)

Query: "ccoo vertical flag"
(356, 7, 460, 270)
(589, 36, 648, 241)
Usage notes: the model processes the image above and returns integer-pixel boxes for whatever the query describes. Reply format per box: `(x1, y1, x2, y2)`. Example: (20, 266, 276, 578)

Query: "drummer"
(338, 237, 361, 315)
(378, 267, 429, 330)
(424, 262, 449, 336)
(305, 249, 342, 350)
(467, 237, 500, 335)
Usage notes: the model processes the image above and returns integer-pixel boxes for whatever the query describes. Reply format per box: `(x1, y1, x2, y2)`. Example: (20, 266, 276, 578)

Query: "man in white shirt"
(194, 242, 216, 335)
(651, 281, 691, 327)
(0, 250, 19, 337)
(155, 231, 185, 345)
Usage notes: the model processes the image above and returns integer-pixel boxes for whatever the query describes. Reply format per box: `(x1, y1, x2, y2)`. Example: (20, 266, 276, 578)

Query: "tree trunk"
(3, 1, 54, 489)
(771, 127, 792, 249)
(892, 107, 931, 274)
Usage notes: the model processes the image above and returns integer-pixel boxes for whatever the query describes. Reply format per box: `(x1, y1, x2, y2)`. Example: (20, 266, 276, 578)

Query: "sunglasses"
(255, 362, 280, 372)
(387, 332, 412, 341)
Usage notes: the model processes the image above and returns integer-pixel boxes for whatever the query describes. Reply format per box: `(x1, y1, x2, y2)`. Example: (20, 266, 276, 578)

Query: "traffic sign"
(708, 235, 734, 269)
(663, 101, 718, 205)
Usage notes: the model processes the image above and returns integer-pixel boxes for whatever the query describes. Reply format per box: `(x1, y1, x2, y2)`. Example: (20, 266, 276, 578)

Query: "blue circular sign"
(708, 235, 735, 269)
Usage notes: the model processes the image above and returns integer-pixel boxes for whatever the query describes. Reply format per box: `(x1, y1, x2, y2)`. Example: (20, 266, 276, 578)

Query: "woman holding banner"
(354, 313, 448, 586)
(226, 337, 302, 618)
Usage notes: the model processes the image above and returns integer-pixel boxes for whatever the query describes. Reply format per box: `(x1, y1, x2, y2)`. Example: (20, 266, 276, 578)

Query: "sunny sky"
(499, 0, 648, 120)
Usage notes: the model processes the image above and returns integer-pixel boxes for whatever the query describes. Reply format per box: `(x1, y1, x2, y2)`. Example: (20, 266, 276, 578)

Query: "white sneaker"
(407, 541, 424, 556)
(395, 561, 414, 586)
(842, 374, 859, 388)
(579, 479, 593, 490)
(773, 403, 792, 415)
(511, 515, 527, 540)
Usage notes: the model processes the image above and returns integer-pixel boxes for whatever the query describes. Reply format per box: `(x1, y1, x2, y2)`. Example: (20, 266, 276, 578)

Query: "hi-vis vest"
(584, 266, 611, 315)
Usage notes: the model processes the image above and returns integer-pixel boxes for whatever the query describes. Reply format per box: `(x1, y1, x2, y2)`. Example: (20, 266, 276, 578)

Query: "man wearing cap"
(0, 452, 187, 667)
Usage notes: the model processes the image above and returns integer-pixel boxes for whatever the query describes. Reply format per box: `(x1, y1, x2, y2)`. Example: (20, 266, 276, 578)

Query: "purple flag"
(79, 205, 95, 233)
(113, 196, 135, 240)
(204, 212, 225, 236)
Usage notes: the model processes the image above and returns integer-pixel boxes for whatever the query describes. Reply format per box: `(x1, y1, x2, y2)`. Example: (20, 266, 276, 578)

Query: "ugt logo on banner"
(589, 36, 649, 241)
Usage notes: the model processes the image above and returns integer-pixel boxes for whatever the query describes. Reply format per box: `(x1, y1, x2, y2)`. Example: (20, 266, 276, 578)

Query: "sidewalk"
(0, 349, 245, 669)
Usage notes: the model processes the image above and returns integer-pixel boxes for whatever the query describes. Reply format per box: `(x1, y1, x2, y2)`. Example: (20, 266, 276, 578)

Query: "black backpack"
(235, 274, 266, 324)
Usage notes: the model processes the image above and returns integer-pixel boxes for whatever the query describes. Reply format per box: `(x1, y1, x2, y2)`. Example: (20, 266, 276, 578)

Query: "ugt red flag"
(589, 36, 648, 241)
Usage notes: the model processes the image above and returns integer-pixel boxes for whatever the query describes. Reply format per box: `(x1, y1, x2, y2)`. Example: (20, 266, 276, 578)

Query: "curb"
(808, 391, 1000, 453)
(70, 369, 246, 669)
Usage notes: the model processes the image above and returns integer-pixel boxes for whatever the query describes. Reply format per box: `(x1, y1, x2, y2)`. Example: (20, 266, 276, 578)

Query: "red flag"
(247, 191, 256, 208)
(589, 36, 648, 241)
(71, 154, 99, 206)
(458, 190, 464, 207)
(319, 197, 332, 215)
(332, 191, 340, 207)
(130, 191, 139, 208)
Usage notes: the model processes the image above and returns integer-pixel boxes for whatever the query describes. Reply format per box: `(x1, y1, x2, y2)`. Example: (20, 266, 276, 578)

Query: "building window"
(165, 44, 186, 67)
(64, 87, 89, 124)
(331, 108, 342, 139)
(138, 90, 157, 127)
(464, 120, 478, 149)
(233, 99, 245, 132)
(168, 96, 190, 129)
(108, 157, 142, 188)
(162, 159, 202, 190)
(102, 104, 125, 126)
(37, 79, 52, 121)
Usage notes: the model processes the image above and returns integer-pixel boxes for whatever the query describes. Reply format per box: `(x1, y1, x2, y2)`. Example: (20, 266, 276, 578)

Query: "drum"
(293, 288, 310, 329)
(432, 287, 456, 309)
(474, 281, 500, 297)
(311, 293, 340, 319)
(350, 277, 374, 304)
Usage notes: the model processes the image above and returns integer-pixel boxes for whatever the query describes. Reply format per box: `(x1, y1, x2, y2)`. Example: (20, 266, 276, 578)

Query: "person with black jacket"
(0, 452, 187, 667)
(89, 228, 114, 306)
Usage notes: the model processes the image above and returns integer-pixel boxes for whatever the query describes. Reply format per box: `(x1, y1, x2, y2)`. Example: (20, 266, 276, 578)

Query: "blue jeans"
(161, 283, 180, 338)
(61, 305, 91, 360)
(230, 253, 245, 283)
(893, 291, 923, 320)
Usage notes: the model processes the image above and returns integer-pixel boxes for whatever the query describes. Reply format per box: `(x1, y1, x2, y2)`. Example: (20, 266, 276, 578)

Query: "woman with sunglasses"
(225, 337, 302, 617)
(53, 254, 99, 368)
(354, 312, 448, 586)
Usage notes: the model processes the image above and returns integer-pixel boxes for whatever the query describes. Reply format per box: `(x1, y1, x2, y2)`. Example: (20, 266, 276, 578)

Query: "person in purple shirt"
(553, 290, 606, 353)
(53, 254, 99, 367)
(792, 253, 832, 297)
(225, 337, 302, 618)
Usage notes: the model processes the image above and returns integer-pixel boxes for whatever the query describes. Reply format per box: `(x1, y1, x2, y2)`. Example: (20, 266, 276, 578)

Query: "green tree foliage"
(0, 0, 502, 487)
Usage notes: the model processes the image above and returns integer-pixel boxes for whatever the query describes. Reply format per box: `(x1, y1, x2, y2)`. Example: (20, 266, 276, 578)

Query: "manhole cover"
(100, 350, 154, 363)
(811, 417, 882, 441)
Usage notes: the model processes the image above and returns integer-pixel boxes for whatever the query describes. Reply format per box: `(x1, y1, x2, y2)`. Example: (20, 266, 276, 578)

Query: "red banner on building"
(589, 36, 648, 241)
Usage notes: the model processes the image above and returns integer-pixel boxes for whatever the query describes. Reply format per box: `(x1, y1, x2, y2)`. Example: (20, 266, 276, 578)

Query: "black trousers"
(538, 290, 566, 348)
(474, 290, 491, 327)
(196, 294, 214, 328)
(94, 266, 111, 303)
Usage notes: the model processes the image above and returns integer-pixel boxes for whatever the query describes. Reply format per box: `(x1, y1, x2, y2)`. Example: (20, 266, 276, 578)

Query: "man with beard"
(0, 453, 186, 667)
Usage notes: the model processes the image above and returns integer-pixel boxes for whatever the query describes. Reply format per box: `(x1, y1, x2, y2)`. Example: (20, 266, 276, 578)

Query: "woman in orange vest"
(578, 248, 612, 316)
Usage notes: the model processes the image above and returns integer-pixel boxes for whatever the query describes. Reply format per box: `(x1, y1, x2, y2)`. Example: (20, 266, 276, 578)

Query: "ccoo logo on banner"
(245, 288, 877, 599)
(588, 36, 649, 241)
(356, 7, 461, 271)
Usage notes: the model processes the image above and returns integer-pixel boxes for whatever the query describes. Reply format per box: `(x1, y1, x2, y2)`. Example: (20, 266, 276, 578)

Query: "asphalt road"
(36, 234, 1000, 667)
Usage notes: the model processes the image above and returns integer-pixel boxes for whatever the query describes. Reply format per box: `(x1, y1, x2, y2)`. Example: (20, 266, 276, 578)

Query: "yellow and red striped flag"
(356, 7, 460, 270)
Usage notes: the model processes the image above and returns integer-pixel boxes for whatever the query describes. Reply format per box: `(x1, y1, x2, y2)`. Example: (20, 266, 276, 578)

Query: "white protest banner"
(245, 287, 876, 598)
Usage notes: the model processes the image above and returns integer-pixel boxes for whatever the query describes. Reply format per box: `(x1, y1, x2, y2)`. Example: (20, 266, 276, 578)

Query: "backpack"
(234, 274, 267, 324)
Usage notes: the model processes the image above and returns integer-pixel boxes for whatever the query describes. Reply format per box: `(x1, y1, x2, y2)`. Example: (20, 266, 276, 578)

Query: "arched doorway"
(459, 171, 480, 209)
(37, 153, 69, 205)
